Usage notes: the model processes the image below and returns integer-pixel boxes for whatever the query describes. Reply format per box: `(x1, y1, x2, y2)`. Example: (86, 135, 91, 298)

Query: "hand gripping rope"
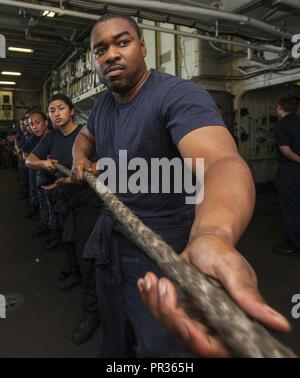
(54, 162, 296, 358)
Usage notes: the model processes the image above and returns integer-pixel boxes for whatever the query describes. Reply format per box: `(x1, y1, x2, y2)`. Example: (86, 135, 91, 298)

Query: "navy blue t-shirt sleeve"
(86, 101, 99, 136)
(86, 91, 109, 136)
(32, 133, 52, 160)
(161, 80, 225, 145)
(22, 137, 34, 154)
(23, 136, 40, 154)
(19, 135, 27, 148)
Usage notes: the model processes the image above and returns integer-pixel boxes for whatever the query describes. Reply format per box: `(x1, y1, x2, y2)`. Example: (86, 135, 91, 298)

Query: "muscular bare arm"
(138, 126, 290, 357)
(180, 126, 255, 246)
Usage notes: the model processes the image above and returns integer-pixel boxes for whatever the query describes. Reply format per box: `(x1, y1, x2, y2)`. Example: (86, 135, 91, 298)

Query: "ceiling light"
(1, 71, 22, 76)
(43, 10, 55, 17)
(0, 81, 16, 85)
(8, 47, 34, 53)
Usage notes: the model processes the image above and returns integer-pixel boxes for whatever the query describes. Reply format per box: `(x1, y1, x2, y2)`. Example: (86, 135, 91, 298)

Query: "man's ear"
(140, 38, 147, 58)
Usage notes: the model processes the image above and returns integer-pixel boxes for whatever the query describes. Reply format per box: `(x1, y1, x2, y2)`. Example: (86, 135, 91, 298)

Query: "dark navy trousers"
(90, 210, 196, 358)
(276, 165, 300, 248)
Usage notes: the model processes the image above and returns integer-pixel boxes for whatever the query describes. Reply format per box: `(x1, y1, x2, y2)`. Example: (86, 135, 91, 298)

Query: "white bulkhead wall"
(177, 26, 200, 80)
(157, 22, 176, 75)
(141, 19, 157, 70)
(140, 21, 226, 91)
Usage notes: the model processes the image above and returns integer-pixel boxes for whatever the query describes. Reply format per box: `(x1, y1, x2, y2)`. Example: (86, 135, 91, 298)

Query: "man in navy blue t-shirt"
(72, 14, 290, 357)
(273, 95, 300, 255)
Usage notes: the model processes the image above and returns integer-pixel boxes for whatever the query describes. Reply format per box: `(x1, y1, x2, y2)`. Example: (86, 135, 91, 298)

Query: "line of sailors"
(14, 94, 101, 345)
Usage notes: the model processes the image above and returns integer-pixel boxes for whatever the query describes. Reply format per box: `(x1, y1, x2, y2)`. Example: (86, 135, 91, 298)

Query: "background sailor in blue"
(72, 14, 291, 357)
(273, 95, 300, 256)
(24, 111, 51, 237)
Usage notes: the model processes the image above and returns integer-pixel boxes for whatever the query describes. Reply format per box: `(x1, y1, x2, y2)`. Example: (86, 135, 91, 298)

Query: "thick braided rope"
(55, 163, 296, 358)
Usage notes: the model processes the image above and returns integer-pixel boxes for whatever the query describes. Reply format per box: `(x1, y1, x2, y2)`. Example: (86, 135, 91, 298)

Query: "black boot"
(72, 312, 100, 345)
(58, 244, 81, 291)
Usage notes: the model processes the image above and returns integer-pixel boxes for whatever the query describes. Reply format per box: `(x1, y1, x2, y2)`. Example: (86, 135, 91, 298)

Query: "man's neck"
(113, 69, 151, 104)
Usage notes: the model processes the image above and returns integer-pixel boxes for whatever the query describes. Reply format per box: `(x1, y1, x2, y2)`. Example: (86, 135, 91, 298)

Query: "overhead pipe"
(0, 0, 100, 20)
(0, 0, 292, 39)
(89, 0, 291, 39)
(140, 23, 285, 55)
(262, 7, 279, 21)
(233, 0, 264, 15)
(263, 10, 291, 23)
(25, 32, 87, 47)
(34, 20, 94, 90)
(0, 0, 287, 55)
(273, 0, 300, 11)
(0, 0, 289, 91)
(237, 54, 289, 75)
(208, 40, 245, 57)
(193, 60, 293, 81)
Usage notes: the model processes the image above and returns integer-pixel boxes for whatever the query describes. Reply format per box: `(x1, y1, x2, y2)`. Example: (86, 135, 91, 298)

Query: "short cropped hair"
(94, 13, 141, 39)
(277, 95, 300, 113)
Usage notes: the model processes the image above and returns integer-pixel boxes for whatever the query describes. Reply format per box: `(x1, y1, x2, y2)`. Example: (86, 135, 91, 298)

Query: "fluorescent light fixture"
(8, 47, 34, 53)
(0, 81, 16, 85)
(1, 71, 22, 76)
(43, 10, 55, 17)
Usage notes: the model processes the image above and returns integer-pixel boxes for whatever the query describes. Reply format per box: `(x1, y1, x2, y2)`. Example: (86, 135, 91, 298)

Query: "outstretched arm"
(25, 153, 57, 172)
(138, 126, 290, 357)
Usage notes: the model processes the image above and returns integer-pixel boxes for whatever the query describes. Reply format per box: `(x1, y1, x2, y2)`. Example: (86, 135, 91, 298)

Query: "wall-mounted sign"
(0, 91, 13, 120)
